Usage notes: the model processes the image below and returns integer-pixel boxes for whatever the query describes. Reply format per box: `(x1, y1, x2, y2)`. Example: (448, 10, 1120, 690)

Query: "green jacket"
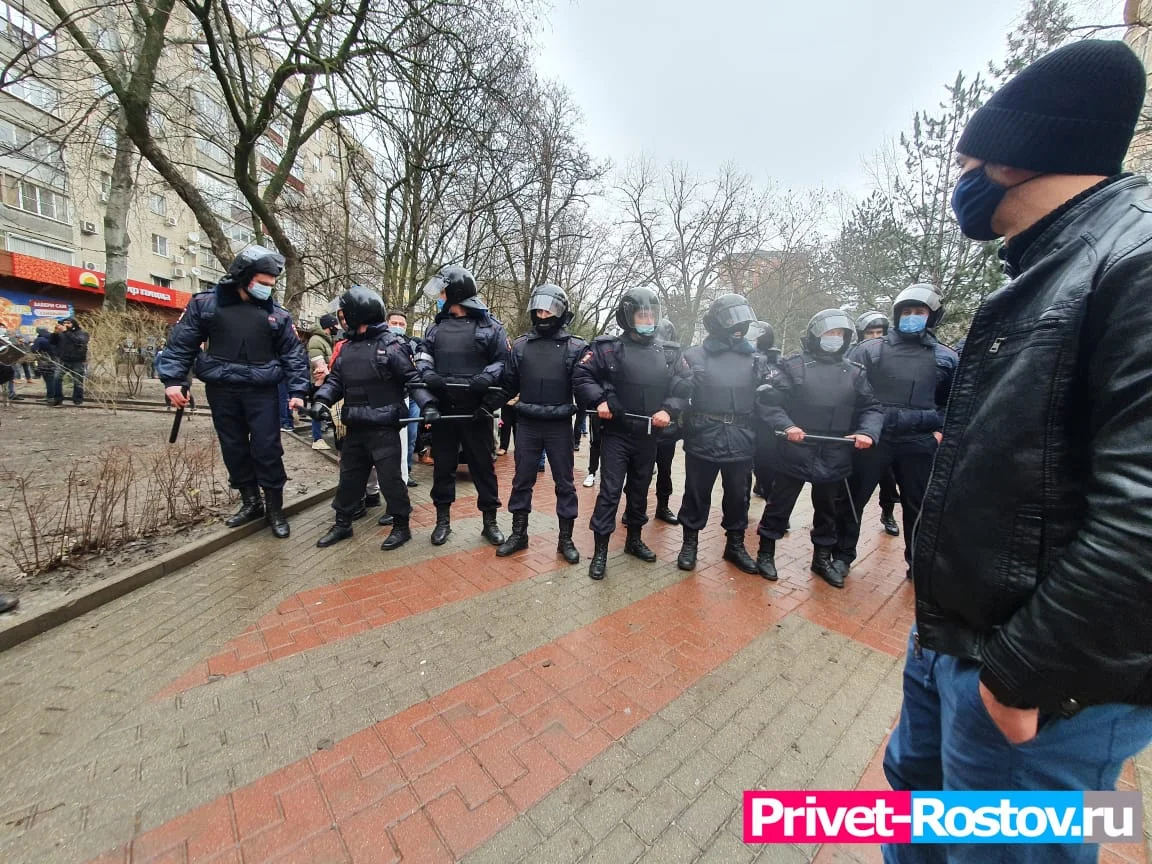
(307, 331, 334, 365)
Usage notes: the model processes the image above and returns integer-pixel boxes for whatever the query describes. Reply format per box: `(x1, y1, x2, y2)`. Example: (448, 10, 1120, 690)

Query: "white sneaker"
(582, 472, 596, 487)
(312, 439, 331, 451)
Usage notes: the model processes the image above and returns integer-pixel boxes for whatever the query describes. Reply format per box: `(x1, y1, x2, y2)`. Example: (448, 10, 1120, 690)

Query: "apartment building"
(0, 0, 366, 336)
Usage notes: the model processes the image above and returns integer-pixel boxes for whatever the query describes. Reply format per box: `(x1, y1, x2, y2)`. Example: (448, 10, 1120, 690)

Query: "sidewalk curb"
(0, 483, 337, 653)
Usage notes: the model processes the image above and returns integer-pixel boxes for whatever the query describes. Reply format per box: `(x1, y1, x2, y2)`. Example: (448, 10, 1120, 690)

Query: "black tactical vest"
(434, 317, 487, 378)
(520, 337, 571, 407)
(784, 355, 858, 436)
(688, 349, 756, 416)
(869, 336, 938, 410)
(207, 302, 276, 363)
(339, 337, 404, 407)
(615, 340, 668, 417)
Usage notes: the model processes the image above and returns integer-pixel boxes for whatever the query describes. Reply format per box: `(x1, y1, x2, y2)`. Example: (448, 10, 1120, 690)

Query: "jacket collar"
(1007, 174, 1147, 278)
(524, 326, 571, 341)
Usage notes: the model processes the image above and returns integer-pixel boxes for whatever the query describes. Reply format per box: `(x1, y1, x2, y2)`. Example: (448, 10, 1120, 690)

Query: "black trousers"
(835, 437, 936, 564)
(499, 404, 517, 451)
(205, 384, 287, 490)
(587, 416, 603, 473)
(508, 418, 578, 519)
(430, 415, 501, 512)
(655, 437, 677, 502)
(758, 475, 841, 546)
(589, 432, 658, 536)
(333, 427, 411, 521)
(879, 468, 900, 511)
(677, 453, 752, 532)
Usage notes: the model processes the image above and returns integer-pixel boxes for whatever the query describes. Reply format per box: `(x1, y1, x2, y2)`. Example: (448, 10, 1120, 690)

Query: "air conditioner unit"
(98, 192, 109, 203)
(164, 216, 177, 227)
(187, 232, 200, 243)
(172, 267, 186, 278)
(80, 221, 97, 235)
(172, 255, 185, 266)
(185, 244, 199, 255)
(189, 267, 201, 276)
(82, 260, 98, 271)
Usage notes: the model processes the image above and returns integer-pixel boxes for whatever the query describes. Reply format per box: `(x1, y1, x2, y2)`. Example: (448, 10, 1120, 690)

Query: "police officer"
(311, 288, 435, 551)
(411, 265, 509, 547)
(496, 284, 587, 564)
(855, 311, 901, 537)
(835, 285, 958, 577)
(573, 286, 691, 580)
(757, 309, 883, 587)
(159, 247, 309, 539)
(652, 319, 682, 525)
(675, 295, 766, 574)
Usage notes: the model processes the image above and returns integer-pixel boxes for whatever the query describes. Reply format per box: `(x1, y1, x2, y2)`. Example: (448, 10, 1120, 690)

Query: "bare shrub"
(2, 442, 235, 578)
(77, 308, 170, 402)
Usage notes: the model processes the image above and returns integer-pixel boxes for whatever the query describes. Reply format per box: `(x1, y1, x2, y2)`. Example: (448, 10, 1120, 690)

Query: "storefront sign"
(0, 289, 73, 337)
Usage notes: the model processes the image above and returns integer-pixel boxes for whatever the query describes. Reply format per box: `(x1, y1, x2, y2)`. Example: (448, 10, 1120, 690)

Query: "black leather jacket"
(913, 175, 1152, 714)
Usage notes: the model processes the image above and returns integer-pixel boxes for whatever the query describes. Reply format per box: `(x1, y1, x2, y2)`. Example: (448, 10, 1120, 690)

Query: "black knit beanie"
(958, 40, 1147, 176)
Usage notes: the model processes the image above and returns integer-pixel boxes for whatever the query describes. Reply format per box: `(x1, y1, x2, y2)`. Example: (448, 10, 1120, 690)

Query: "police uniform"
(573, 287, 691, 580)
(313, 299, 431, 550)
(497, 285, 588, 563)
(757, 312, 883, 586)
(157, 248, 308, 538)
(652, 320, 683, 524)
(675, 295, 768, 574)
(412, 266, 509, 546)
(836, 287, 958, 573)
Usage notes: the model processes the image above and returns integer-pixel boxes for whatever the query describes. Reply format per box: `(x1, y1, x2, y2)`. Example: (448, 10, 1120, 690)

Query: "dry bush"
(2, 442, 236, 577)
(78, 308, 171, 401)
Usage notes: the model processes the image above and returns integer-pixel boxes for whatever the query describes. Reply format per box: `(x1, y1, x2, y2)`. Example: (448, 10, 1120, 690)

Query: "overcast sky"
(533, 0, 1126, 197)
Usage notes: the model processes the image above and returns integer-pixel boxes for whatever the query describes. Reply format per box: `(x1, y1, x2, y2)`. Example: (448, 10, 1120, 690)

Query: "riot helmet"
(338, 285, 386, 329)
(615, 286, 662, 342)
(746, 320, 775, 353)
(892, 283, 944, 336)
(703, 293, 756, 339)
(527, 283, 570, 336)
(855, 311, 890, 341)
(655, 318, 678, 344)
(802, 308, 855, 357)
(423, 265, 486, 312)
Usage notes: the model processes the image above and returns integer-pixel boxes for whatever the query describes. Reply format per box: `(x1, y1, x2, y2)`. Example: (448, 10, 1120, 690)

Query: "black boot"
(381, 515, 411, 551)
(557, 518, 580, 564)
(655, 498, 679, 525)
(881, 508, 900, 536)
(588, 533, 609, 580)
(378, 513, 394, 526)
(351, 501, 368, 521)
(263, 488, 290, 539)
(623, 525, 656, 562)
(811, 546, 843, 588)
(756, 538, 778, 581)
(676, 528, 699, 571)
(430, 505, 452, 546)
(316, 518, 353, 548)
(496, 512, 530, 557)
(723, 530, 759, 574)
(225, 486, 264, 527)
(481, 511, 505, 546)
(363, 491, 381, 508)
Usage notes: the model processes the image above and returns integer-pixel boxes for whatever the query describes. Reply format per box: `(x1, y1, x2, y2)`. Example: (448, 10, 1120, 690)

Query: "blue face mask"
(819, 334, 843, 353)
(247, 282, 272, 301)
(636, 323, 656, 336)
(898, 314, 928, 334)
(950, 165, 1012, 241)
(435, 298, 445, 312)
(389, 326, 406, 336)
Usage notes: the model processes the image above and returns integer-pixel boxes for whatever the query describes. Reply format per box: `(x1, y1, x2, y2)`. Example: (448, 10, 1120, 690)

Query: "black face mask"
(533, 314, 564, 336)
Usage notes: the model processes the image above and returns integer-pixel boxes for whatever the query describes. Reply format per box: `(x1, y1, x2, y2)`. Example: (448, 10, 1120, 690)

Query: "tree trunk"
(102, 115, 135, 312)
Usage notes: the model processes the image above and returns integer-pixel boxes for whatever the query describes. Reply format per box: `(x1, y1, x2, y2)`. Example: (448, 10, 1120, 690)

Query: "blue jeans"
(311, 419, 323, 442)
(883, 627, 1152, 863)
(406, 398, 419, 469)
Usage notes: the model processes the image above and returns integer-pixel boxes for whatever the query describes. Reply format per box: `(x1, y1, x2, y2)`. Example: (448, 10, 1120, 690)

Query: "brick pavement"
(0, 451, 1146, 863)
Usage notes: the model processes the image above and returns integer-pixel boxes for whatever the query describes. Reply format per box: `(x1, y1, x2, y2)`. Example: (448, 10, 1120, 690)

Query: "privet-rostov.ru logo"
(742, 791, 1142, 844)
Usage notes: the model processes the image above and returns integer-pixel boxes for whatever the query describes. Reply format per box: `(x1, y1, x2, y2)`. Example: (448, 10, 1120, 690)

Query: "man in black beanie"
(884, 40, 1152, 864)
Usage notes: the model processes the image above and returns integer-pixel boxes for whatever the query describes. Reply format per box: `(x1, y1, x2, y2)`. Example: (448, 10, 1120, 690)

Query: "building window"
(5, 76, 58, 113)
(195, 136, 229, 165)
(5, 233, 72, 264)
(151, 234, 168, 257)
(0, 117, 63, 166)
(198, 279, 214, 293)
(14, 179, 67, 221)
(151, 275, 171, 288)
(149, 194, 166, 216)
(99, 172, 112, 196)
(0, 2, 55, 56)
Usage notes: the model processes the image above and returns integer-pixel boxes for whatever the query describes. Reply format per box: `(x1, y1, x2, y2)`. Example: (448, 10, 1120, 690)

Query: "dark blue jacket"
(411, 308, 509, 411)
(502, 328, 588, 421)
(847, 331, 957, 442)
(314, 324, 430, 428)
(156, 283, 309, 396)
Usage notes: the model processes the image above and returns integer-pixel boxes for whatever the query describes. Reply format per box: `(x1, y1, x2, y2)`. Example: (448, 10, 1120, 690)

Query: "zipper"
(988, 337, 1004, 354)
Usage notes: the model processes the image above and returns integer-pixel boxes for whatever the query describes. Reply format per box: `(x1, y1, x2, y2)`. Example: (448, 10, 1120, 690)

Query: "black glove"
(308, 402, 331, 421)
(606, 395, 624, 419)
(468, 373, 495, 394)
(423, 405, 441, 424)
(421, 371, 447, 395)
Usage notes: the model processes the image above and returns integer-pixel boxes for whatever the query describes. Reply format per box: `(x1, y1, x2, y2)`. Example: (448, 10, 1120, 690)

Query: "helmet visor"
(745, 320, 770, 343)
(712, 301, 756, 332)
(422, 273, 447, 301)
(809, 311, 855, 340)
(630, 296, 661, 329)
(528, 292, 567, 319)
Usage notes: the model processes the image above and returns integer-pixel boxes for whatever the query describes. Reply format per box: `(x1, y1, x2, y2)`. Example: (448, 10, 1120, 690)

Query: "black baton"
(168, 386, 189, 444)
